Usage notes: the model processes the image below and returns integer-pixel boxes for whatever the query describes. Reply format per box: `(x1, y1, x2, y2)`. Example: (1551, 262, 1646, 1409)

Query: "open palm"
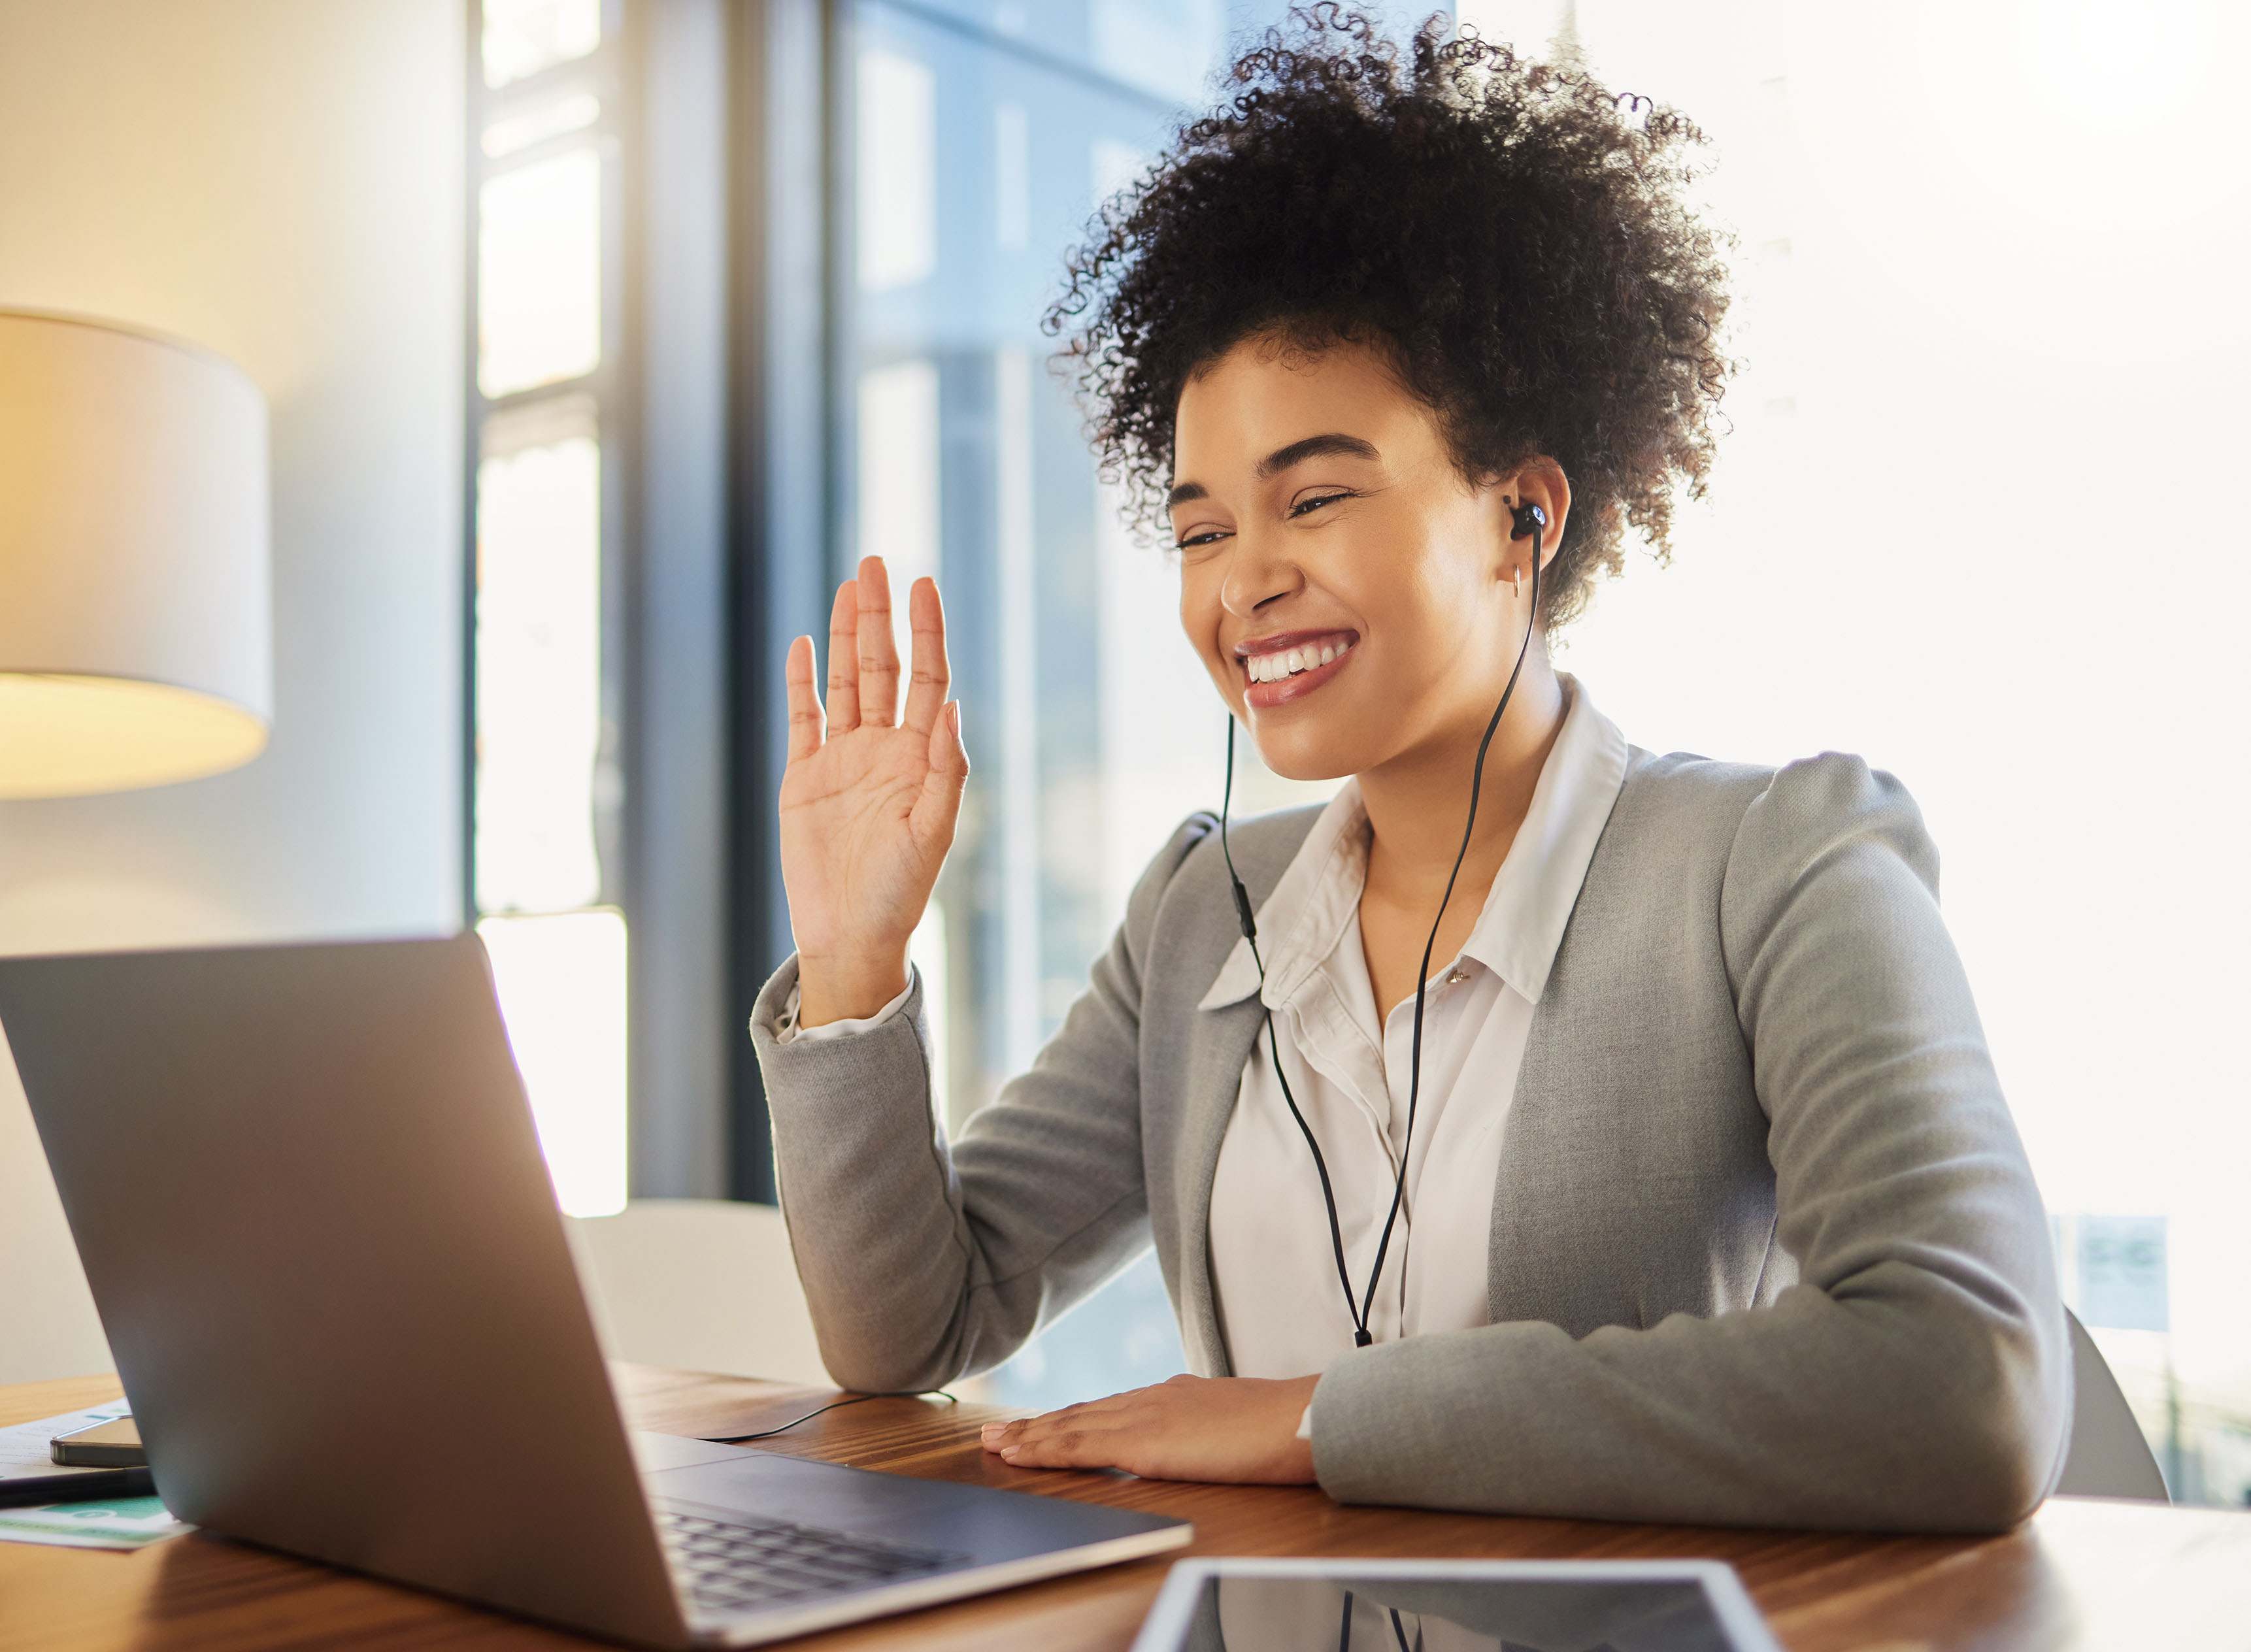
(779, 557, 969, 1027)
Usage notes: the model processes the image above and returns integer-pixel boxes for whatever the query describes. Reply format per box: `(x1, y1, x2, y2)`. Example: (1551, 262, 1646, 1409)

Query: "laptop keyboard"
(658, 1507, 966, 1615)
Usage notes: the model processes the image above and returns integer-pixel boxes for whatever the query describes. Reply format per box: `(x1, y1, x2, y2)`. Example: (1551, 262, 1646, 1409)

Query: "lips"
(1236, 629, 1358, 708)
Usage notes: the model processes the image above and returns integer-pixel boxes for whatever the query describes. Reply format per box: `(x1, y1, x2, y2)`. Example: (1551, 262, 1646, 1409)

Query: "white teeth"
(1244, 639, 1352, 683)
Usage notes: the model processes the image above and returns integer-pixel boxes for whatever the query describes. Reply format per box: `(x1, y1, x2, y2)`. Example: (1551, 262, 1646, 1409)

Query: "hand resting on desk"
(980, 1373, 1320, 1484)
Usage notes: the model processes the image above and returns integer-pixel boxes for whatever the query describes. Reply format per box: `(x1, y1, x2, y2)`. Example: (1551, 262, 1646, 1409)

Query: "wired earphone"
(1216, 500, 1546, 1350)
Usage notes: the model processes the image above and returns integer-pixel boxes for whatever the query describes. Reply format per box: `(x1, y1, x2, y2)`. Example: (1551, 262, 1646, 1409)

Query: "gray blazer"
(750, 750, 2071, 1532)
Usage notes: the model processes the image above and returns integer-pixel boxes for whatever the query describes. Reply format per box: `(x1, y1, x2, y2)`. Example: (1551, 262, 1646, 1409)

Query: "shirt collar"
(1452, 672, 1629, 1004)
(1197, 674, 1629, 1012)
(1198, 779, 1370, 1012)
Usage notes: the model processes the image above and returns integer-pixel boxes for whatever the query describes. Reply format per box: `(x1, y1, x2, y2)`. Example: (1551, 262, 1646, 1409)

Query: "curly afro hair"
(1045, 5, 1733, 629)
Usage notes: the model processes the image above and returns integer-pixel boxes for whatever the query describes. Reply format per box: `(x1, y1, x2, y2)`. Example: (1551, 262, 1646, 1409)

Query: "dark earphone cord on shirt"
(1217, 505, 1546, 1349)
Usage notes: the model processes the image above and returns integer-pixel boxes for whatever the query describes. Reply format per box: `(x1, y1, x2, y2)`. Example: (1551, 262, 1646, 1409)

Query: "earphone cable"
(705, 1387, 959, 1444)
(1217, 514, 1544, 1352)
(1221, 718, 1365, 1340)
(1356, 523, 1541, 1333)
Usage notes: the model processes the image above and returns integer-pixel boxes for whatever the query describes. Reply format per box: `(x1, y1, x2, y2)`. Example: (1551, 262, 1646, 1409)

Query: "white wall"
(0, 0, 466, 1383)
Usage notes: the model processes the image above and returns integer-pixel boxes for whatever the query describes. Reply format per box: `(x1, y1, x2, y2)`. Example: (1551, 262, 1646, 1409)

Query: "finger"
(979, 1409, 1083, 1450)
(1036, 1388, 1140, 1425)
(997, 1425, 1130, 1470)
(901, 577, 952, 736)
(983, 1387, 1141, 1453)
(825, 580, 861, 731)
(856, 555, 901, 729)
(913, 701, 971, 853)
(1014, 1402, 1093, 1438)
(980, 1410, 1060, 1451)
(784, 635, 825, 761)
(979, 1416, 1029, 1453)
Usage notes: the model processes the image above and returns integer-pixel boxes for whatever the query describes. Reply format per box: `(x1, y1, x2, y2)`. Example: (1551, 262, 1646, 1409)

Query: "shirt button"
(1446, 966, 1471, 985)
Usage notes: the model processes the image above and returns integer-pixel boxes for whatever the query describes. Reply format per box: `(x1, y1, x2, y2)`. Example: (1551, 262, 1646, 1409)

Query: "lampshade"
(0, 310, 272, 799)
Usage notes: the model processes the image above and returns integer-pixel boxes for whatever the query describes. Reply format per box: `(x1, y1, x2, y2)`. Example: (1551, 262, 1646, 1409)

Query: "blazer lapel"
(1178, 993, 1264, 1378)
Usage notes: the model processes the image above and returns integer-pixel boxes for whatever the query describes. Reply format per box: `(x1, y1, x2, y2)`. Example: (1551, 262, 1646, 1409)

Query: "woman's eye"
(1290, 491, 1352, 518)
(1175, 527, 1232, 551)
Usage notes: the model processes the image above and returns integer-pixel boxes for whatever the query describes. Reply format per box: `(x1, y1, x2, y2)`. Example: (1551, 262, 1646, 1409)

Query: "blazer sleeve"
(749, 816, 1210, 1393)
(1307, 754, 2072, 1532)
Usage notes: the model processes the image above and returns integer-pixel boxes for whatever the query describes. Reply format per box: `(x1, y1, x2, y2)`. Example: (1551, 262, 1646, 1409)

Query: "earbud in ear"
(1509, 501, 1548, 540)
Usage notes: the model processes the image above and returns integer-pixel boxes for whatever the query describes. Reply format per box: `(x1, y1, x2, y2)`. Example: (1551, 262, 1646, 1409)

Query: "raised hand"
(778, 557, 969, 1027)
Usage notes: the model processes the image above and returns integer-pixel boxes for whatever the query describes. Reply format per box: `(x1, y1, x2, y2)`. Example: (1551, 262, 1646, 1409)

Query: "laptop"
(0, 934, 1188, 1647)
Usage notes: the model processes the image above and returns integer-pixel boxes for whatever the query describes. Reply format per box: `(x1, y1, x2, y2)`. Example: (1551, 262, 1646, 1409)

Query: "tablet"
(1128, 1557, 1783, 1652)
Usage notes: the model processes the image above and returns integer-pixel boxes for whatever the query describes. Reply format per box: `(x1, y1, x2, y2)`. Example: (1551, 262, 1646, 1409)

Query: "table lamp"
(0, 310, 271, 799)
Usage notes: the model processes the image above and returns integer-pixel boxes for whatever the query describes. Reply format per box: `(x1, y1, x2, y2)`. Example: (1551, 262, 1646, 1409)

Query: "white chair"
(2055, 1307, 2169, 1501)
(565, 1198, 832, 1389)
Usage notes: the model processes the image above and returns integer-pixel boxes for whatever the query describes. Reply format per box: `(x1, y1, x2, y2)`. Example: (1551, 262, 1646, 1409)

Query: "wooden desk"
(4, 1367, 2246, 1651)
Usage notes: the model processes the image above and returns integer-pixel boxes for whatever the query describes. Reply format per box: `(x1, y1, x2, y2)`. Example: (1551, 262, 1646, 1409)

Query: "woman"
(754, 12, 2067, 1531)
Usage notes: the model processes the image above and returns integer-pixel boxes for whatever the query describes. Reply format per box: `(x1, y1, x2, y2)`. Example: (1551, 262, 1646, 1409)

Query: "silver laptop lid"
(0, 934, 688, 1650)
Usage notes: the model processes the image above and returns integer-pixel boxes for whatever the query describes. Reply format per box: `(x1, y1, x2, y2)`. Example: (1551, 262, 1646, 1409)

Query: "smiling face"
(1170, 334, 1558, 784)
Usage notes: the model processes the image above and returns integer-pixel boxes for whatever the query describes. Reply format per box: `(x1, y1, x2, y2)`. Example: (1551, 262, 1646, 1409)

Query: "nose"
(1218, 521, 1303, 620)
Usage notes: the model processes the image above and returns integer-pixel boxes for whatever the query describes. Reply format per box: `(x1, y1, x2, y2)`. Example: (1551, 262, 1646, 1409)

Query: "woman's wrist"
(796, 950, 911, 1029)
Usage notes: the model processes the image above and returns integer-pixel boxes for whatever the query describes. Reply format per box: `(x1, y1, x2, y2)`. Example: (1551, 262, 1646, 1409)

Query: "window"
(840, 0, 1316, 1410)
(470, 0, 627, 1218)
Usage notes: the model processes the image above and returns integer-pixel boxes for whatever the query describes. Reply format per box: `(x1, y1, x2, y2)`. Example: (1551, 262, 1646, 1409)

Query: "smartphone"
(50, 1415, 145, 1468)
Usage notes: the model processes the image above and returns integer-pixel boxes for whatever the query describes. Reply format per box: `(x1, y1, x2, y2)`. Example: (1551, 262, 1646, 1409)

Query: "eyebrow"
(1165, 432, 1382, 508)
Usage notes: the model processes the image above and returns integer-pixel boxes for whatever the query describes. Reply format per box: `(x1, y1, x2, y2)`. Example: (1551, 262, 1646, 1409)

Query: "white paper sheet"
(0, 1398, 131, 1485)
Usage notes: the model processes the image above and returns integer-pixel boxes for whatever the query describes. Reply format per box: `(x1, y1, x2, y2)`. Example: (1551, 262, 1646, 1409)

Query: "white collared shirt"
(1197, 675, 1629, 1379)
